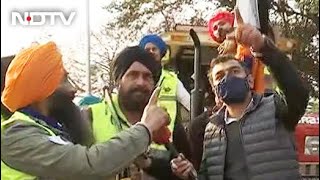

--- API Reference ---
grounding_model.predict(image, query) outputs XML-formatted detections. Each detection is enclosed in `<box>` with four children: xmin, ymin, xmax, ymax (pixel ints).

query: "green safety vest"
<box><xmin>90</xmin><ymin>90</ymin><xmax>176</xmax><ymax>150</ymax></box>
<box><xmin>159</xmin><ymin>69</ymin><xmax>178</xmax><ymax>126</ymax></box>
<box><xmin>1</xmin><ymin>112</ymin><xmax>11</xmax><ymax>123</ymax></box>
<box><xmin>1</xmin><ymin>114</ymin><xmax>5</xmax><ymax>123</ymax></box>
<box><xmin>1</xmin><ymin>112</ymin><xmax>56</xmax><ymax>180</ymax></box>
<box><xmin>90</xmin><ymin>95</ymin><xmax>129</xmax><ymax>143</ymax></box>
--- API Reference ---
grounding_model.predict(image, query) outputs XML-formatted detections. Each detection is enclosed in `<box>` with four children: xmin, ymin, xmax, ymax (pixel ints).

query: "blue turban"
<box><xmin>78</xmin><ymin>95</ymin><xmax>102</xmax><ymax>106</ymax></box>
<box><xmin>139</xmin><ymin>34</ymin><xmax>167</xmax><ymax>57</ymax></box>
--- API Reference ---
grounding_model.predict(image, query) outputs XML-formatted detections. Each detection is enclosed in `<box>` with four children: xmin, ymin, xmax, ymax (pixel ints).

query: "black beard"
<box><xmin>47</xmin><ymin>91</ymin><xmax>93</xmax><ymax>146</ymax></box>
<box><xmin>118</xmin><ymin>86</ymin><xmax>150</xmax><ymax>113</ymax></box>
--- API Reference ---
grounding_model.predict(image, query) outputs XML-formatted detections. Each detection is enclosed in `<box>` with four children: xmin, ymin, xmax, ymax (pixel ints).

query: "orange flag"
<box><xmin>234</xmin><ymin>8</ymin><xmax>265</xmax><ymax>94</ymax></box>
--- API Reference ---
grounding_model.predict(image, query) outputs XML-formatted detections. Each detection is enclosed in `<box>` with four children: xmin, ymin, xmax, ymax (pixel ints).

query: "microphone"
<box><xmin>164</xmin><ymin>143</ymin><xmax>179</xmax><ymax>158</ymax></box>
<box><xmin>154</xmin><ymin>127</ymin><xmax>197</xmax><ymax>180</ymax></box>
<box><xmin>164</xmin><ymin>141</ymin><xmax>198</xmax><ymax>180</ymax></box>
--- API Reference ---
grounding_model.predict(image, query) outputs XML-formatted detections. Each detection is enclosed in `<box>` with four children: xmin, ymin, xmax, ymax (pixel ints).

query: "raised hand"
<box><xmin>140</xmin><ymin>87</ymin><xmax>170</xmax><ymax>135</ymax></box>
<box><xmin>234</xmin><ymin>7</ymin><xmax>265</xmax><ymax>51</ymax></box>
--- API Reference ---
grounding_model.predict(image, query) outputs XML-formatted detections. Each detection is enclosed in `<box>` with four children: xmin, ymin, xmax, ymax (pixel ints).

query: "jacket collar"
<box><xmin>19</xmin><ymin>106</ymin><xmax>64</xmax><ymax>131</ymax></box>
<box><xmin>210</xmin><ymin>93</ymin><xmax>263</xmax><ymax>126</ymax></box>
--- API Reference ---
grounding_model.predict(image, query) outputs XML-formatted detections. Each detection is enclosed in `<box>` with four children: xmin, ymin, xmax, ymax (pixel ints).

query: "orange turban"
<box><xmin>1</xmin><ymin>42</ymin><xmax>65</xmax><ymax>112</ymax></box>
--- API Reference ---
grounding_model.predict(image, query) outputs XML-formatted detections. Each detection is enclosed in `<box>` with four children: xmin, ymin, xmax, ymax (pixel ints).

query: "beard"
<box><xmin>118</xmin><ymin>86</ymin><xmax>151</xmax><ymax>113</ymax></box>
<box><xmin>150</xmin><ymin>53</ymin><xmax>161</xmax><ymax>62</ymax></box>
<box><xmin>47</xmin><ymin>90</ymin><xmax>93</xmax><ymax>146</ymax></box>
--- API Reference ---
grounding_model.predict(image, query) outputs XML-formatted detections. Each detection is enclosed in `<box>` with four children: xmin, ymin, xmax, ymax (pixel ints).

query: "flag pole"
<box><xmin>86</xmin><ymin>0</ymin><xmax>91</xmax><ymax>95</ymax></box>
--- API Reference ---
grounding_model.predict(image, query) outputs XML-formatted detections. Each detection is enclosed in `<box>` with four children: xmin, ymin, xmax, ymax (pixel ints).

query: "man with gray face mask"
<box><xmin>170</xmin><ymin>22</ymin><xmax>309</xmax><ymax>180</ymax></box>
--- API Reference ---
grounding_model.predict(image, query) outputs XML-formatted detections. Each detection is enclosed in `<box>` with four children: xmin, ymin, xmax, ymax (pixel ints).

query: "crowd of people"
<box><xmin>1</xmin><ymin>8</ymin><xmax>309</xmax><ymax>180</ymax></box>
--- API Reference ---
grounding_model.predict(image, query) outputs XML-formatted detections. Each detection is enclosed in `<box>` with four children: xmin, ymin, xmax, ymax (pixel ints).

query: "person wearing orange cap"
<box><xmin>1</xmin><ymin>42</ymin><xmax>170</xmax><ymax>180</ymax></box>
<box><xmin>1</xmin><ymin>46</ymin><xmax>91</xmax><ymax>146</ymax></box>
<box><xmin>208</xmin><ymin>8</ymin><xmax>266</xmax><ymax>94</ymax></box>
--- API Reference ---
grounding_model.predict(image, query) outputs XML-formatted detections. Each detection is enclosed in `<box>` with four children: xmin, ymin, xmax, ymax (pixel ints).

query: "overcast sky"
<box><xmin>1</xmin><ymin>0</ymin><xmax>109</xmax><ymax>57</ymax></box>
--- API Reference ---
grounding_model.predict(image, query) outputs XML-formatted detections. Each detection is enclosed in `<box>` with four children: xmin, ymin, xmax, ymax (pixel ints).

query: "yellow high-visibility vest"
<box><xmin>1</xmin><ymin>112</ymin><xmax>56</xmax><ymax>180</ymax></box>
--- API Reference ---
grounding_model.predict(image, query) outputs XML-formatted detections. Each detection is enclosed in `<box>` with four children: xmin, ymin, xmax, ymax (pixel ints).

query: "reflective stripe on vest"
<box><xmin>1</xmin><ymin>112</ymin><xmax>56</xmax><ymax>180</ymax></box>
<box><xmin>159</xmin><ymin>69</ymin><xmax>177</xmax><ymax>124</ymax></box>
<box><xmin>151</xmin><ymin>69</ymin><xmax>177</xmax><ymax>149</ymax></box>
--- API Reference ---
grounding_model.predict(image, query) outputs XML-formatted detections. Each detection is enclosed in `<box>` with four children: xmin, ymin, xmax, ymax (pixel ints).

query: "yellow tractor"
<box><xmin>161</xmin><ymin>25</ymin><xmax>220</xmax><ymax>120</ymax></box>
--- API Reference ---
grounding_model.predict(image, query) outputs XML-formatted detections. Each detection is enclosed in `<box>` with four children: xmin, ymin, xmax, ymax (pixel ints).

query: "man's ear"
<box><xmin>212</xmin><ymin>84</ymin><xmax>219</xmax><ymax>97</ymax></box>
<box><xmin>247</xmin><ymin>74</ymin><xmax>254</xmax><ymax>89</ymax></box>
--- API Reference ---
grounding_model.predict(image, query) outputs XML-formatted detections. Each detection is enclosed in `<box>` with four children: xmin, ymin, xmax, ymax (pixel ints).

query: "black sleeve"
<box><xmin>188</xmin><ymin>112</ymin><xmax>210</xmax><ymax>171</ymax></box>
<box><xmin>259</xmin><ymin>37</ymin><xmax>310</xmax><ymax>131</ymax></box>
<box><xmin>172</xmin><ymin>118</ymin><xmax>192</xmax><ymax>160</ymax></box>
<box><xmin>143</xmin><ymin>150</ymin><xmax>175</xmax><ymax>179</ymax></box>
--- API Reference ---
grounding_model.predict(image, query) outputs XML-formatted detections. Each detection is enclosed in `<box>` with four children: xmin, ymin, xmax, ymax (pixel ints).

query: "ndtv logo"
<box><xmin>11</xmin><ymin>11</ymin><xmax>76</xmax><ymax>26</ymax></box>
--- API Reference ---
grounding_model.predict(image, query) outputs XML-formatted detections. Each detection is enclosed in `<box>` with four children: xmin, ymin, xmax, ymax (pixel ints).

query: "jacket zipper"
<box><xmin>239</xmin><ymin>116</ymin><xmax>251</xmax><ymax>180</ymax></box>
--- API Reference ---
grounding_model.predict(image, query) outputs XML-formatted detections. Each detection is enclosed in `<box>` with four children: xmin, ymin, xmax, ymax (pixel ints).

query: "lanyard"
<box><xmin>104</xmin><ymin>90</ymin><xmax>124</xmax><ymax>132</ymax></box>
